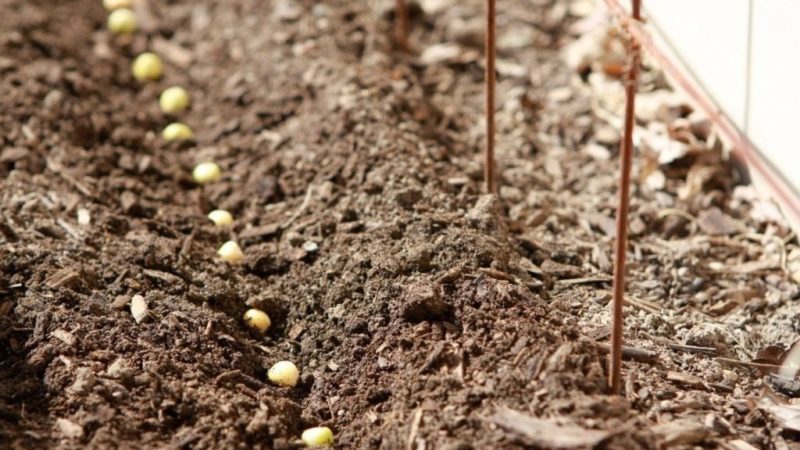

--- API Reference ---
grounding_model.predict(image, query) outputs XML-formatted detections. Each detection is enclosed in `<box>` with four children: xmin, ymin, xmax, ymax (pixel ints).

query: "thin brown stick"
<box><xmin>666</xmin><ymin>342</ymin><xmax>717</xmax><ymax>355</ymax></box>
<box><xmin>484</xmin><ymin>0</ymin><xmax>496</xmax><ymax>193</ymax></box>
<box><xmin>609</xmin><ymin>0</ymin><xmax>641</xmax><ymax>395</ymax></box>
<box><xmin>594</xmin><ymin>342</ymin><xmax>658</xmax><ymax>364</ymax></box>
<box><xmin>395</xmin><ymin>0</ymin><xmax>409</xmax><ymax>51</ymax></box>
<box><xmin>716</xmin><ymin>357</ymin><xmax>781</xmax><ymax>371</ymax></box>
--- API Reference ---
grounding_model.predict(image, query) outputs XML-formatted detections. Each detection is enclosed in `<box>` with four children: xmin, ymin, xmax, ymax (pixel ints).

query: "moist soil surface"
<box><xmin>2</xmin><ymin>0</ymin><xmax>800</xmax><ymax>449</ymax></box>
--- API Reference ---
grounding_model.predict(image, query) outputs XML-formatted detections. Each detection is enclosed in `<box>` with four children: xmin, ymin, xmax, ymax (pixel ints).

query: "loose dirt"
<box><xmin>2</xmin><ymin>0</ymin><xmax>799</xmax><ymax>449</ymax></box>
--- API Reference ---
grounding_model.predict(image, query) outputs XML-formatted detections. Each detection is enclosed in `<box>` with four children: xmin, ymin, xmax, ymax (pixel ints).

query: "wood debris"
<box><xmin>666</xmin><ymin>371</ymin><xmax>706</xmax><ymax>390</ymax></box>
<box><xmin>51</xmin><ymin>329</ymin><xmax>76</xmax><ymax>346</ymax></box>
<box><xmin>651</xmin><ymin>419</ymin><xmax>707</xmax><ymax>447</ymax></box>
<box><xmin>45</xmin><ymin>268</ymin><xmax>81</xmax><ymax>289</ymax></box>
<box><xmin>758</xmin><ymin>396</ymin><xmax>800</xmax><ymax>433</ymax></box>
<box><xmin>491</xmin><ymin>407</ymin><xmax>612</xmax><ymax>449</ymax></box>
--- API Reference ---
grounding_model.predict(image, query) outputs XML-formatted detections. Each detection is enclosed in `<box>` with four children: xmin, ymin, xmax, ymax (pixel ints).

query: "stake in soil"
<box><xmin>609</xmin><ymin>0</ymin><xmax>642</xmax><ymax>395</ymax></box>
<box><xmin>485</xmin><ymin>0</ymin><xmax>497</xmax><ymax>193</ymax></box>
<box><xmin>395</xmin><ymin>0</ymin><xmax>409</xmax><ymax>50</ymax></box>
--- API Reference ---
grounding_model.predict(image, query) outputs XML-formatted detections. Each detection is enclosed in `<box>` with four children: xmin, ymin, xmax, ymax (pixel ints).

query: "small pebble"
<box><xmin>77</xmin><ymin>208</ymin><xmax>91</xmax><ymax>225</ymax></box>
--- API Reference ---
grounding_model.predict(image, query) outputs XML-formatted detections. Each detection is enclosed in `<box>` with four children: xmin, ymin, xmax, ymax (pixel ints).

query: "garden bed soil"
<box><xmin>2</xmin><ymin>0</ymin><xmax>799</xmax><ymax>449</ymax></box>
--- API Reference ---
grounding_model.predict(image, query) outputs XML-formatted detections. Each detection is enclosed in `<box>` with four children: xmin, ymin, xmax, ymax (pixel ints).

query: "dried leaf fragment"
<box><xmin>491</xmin><ymin>407</ymin><xmax>611</xmax><ymax>449</ymax></box>
<box><xmin>724</xmin><ymin>440</ymin><xmax>759</xmax><ymax>450</ymax></box>
<box><xmin>697</xmin><ymin>208</ymin><xmax>745</xmax><ymax>236</ymax></box>
<box><xmin>666</xmin><ymin>371</ymin><xmax>706</xmax><ymax>390</ymax></box>
<box><xmin>45</xmin><ymin>268</ymin><xmax>81</xmax><ymax>289</ymax></box>
<box><xmin>651</xmin><ymin>419</ymin><xmax>707</xmax><ymax>447</ymax></box>
<box><xmin>754</xmin><ymin>345</ymin><xmax>787</xmax><ymax>367</ymax></box>
<box><xmin>759</xmin><ymin>396</ymin><xmax>800</xmax><ymax>432</ymax></box>
<box><xmin>51</xmin><ymin>329</ymin><xmax>75</xmax><ymax>346</ymax></box>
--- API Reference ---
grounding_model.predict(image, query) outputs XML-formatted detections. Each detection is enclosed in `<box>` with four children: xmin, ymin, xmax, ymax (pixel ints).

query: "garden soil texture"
<box><xmin>2</xmin><ymin>0</ymin><xmax>799</xmax><ymax>449</ymax></box>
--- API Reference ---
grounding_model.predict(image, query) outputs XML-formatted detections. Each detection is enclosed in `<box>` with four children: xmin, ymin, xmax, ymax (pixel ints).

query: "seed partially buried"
<box><xmin>162</xmin><ymin>122</ymin><xmax>193</xmax><ymax>141</ymax></box>
<box><xmin>268</xmin><ymin>361</ymin><xmax>300</xmax><ymax>387</ymax></box>
<box><xmin>132</xmin><ymin>52</ymin><xmax>163</xmax><ymax>81</ymax></box>
<box><xmin>207</xmin><ymin>209</ymin><xmax>234</xmax><ymax>227</ymax></box>
<box><xmin>159</xmin><ymin>86</ymin><xmax>190</xmax><ymax>115</ymax></box>
<box><xmin>217</xmin><ymin>240</ymin><xmax>244</xmax><ymax>263</ymax></box>
<box><xmin>107</xmin><ymin>8</ymin><xmax>137</xmax><ymax>34</ymax></box>
<box><xmin>301</xmin><ymin>427</ymin><xmax>334</xmax><ymax>448</ymax></box>
<box><xmin>192</xmin><ymin>162</ymin><xmax>222</xmax><ymax>184</ymax></box>
<box><xmin>243</xmin><ymin>308</ymin><xmax>270</xmax><ymax>333</ymax></box>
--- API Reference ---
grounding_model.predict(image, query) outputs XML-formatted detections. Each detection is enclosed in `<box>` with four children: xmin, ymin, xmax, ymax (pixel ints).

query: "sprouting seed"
<box><xmin>301</xmin><ymin>427</ymin><xmax>334</xmax><ymax>448</ymax></box>
<box><xmin>107</xmin><ymin>8</ymin><xmax>137</xmax><ymax>35</ymax></box>
<box><xmin>207</xmin><ymin>209</ymin><xmax>234</xmax><ymax>227</ymax></box>
<box><xmin>159</xmin><ymin>86</ymin><xmax>191</xmax><ymax>115</ymax></box>
<box><xmin>243</xmin><ymin>308</ymin><xmax>271</xmax><ymax>333</ymax></box>
<box><xmin>103</xmin><ymin>0</ymin><xmax>132</xmax><ymax>11</ymax></box>
<box><xmin>162</xmin><ymin>122</ymin><xmax>194</xmax><ymax>141</ymax></box>
<box><xmin>268</xmin><ymin>361</ymin><xmax>300</xmax><ymax>387</ymax></box>
<box><xmin>217</xmin><ymin>240</ymin><xmax>244</xmax><ymax>263</ymax></box>
<box><xmin>132</xmin><ymin>52</ymin><xmax>163</xmax><ymax>81</ymax></box>
<box><xmin>192</xmin><ymin>162</ymin><xmax>222</xmax><ymax>184</ymax></box>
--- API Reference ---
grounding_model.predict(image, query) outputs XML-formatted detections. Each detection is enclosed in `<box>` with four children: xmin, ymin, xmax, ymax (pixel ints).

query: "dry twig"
<box><xmin>595</xmin><ymin>342</ymin><xmax>658</xmax><ymax>364</ymax></box>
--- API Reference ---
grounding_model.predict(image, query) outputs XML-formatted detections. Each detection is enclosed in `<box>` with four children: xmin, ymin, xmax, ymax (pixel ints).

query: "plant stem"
<box><xmin>609</xmin><ymin>0</ymin><xmax>641</xmax><ymax>396</ymax></box>
<box><xmin>485</xmin><ymin>0</ymin><xmax>496</xmax><ymax>193</ymax></box>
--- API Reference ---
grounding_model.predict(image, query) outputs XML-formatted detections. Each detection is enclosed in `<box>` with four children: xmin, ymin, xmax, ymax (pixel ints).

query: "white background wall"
<box><xmin>644</xmin><ymin>0</ymin><xmax>800</xmax><ymax>223</ymax></box>
<box><xmin>646</xmin><ymin>0</ymin><xmax>750</xmax><ymax>128</ymax></box>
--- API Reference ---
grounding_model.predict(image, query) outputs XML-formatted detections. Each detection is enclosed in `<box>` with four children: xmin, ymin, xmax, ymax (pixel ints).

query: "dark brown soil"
<box><xmin>2</xmin><ymin>0</ymin><xmax>798</xmax><ymax>449</ymax></box>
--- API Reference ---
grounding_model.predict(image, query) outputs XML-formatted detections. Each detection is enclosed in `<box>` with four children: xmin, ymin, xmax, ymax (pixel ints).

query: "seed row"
<box><xmin>102</xmin><ymin>1</ymin><xmax>332</xmax><ymax>445</ymax></box>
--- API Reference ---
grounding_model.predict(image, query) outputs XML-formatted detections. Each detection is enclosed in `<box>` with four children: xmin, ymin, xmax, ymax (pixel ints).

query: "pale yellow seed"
<box><xmin>103</xmin><ymin>0</ymin><xmax>132</xmax><ymax>11</ymax></box>
<box><xmin>132</xmin><ymin>52</ymin><xmax>163</xmax><ymax>81</ymax></box>
<box><xmin>268</xmin><ymin>361</ymin><xmax>300</xmax><ymax>387</ymax></box>
<box><xmin>130</xmin><ymin>294</ymin><xmax>148</xmax><ymax>323</ymax></box>
<box><xmin>207</xmin><ymin>209</ymin><xmax>234</xmax><ymax>227</ymax></box>
<box><xmin>243</xmin><ymin>308</ymin><xmax>271</xmax><ymax>333</ymax></box>
<box><xmin>217</xmin><ymin>240</ymin><xmax>244</xmax><ymax>263</ymax></box>
<box><xmin>162</xmin><ymin>122</ymin><xmax>194</xmax><ymax>141</ymax></box>
<box><xmin>192</xmin><ymin>162</ymin><xmax>222</xmax><ymax>184</ymax></box>
<box><xmin>159</xmin><ymin>86</ymin><xmax>191</xmax><ymax>115</ymax></box>
<box><xmin>301</xmin><ymin>427</ymin><xmax>334</xmax><ymax>448</ymax></box>
<box><xmin>107</xmin><ymin>8</ymin><xmax>137</xmax><ymax>35</ymax></box>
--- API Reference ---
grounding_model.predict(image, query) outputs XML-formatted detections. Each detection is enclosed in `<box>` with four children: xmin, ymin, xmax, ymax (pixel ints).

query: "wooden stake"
<box><xmin>484</xmin><ymin>0</ymin><xmax>497</xmax><ymax>193</ymax></box>
<box><xmin>395</xmin><ymin>0</ymin><xmax>409</xmax><ymax>51</ymax></box>
<box><xmin>609</xmin><ymin>0</ymin><xmax>641</xmax><ymax>395</ymax></box>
